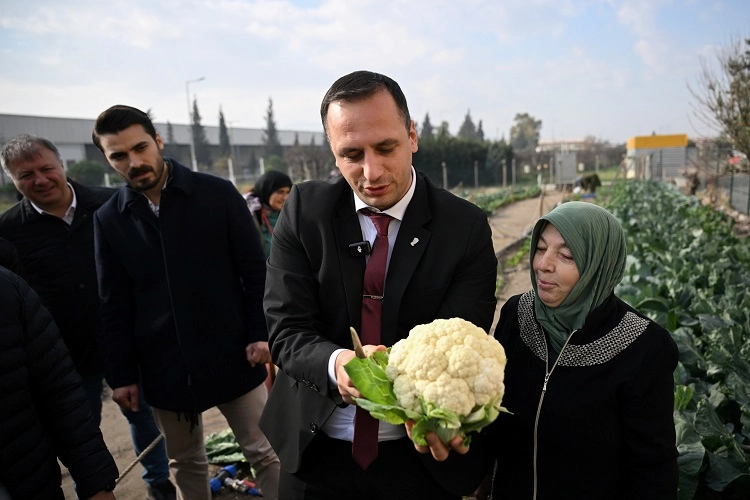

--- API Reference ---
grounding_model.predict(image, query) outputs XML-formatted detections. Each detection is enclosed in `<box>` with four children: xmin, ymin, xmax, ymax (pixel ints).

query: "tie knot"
<box><xmin>361</xmin><ymin>210</ymin><xmax>393</xmax><ymax>237</ymax></box>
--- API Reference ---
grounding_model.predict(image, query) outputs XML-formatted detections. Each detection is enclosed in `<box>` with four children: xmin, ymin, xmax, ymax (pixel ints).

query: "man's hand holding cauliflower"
<box><xmin>343</xmin><ymin>317</ymin><xmax>508</xmax><ymax>460</ymax></box>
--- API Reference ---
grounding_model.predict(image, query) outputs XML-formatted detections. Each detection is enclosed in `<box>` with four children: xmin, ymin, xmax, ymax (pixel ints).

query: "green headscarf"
<box><xmin>529</xmin><ymin>201</ymin><xmax>627</xmax><ymax>353</ymax></box>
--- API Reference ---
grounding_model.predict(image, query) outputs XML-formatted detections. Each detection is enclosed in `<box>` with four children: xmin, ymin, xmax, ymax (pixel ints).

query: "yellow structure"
<box><xmin>626</xmin><ymin>134</ymin><xmax>688</xmax><ymax>150</ymax></box>
<box><xmin>625</xmin><ymin>133</ymin><xmax>693</xmax><ymax>180</ymax></box>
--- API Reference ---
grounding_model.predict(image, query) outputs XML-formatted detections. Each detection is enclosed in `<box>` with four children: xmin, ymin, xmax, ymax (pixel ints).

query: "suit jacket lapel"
<box><xmin>332</xmin><ymin>187</ymin><xmax>367</xmax><ymax>337</ymax></box>
<box><xmin>381</xmin><ymin>174</ymin><xmax>431</xmax><ymax>346</ymax></box>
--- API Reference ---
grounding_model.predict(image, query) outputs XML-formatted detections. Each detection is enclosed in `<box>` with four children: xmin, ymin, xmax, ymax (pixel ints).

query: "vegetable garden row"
<box><xmin>466</xmin><ymin>185</ymin><xmax>541</xmax><ymax>215</ymax></box>
<box><xmin>605</xmin><ymin>181</ymin><xmax>750</xmax><ymax>499</ymax></box>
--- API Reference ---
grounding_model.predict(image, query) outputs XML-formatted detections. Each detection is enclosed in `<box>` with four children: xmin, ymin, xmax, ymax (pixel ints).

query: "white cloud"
<box><xmin>0</xmin><ymin>0</ymin><xmax>747</xmax><ymax>142</ymax></box>
<box><xmin>0</xmin><ymin>3</ymin><xmax>181</xmax><ymax>50</ymax></box>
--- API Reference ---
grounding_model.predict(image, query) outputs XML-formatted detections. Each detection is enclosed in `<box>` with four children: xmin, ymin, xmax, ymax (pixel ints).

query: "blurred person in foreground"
<box><xmin>449</xmin><ymin>201</ymin><xmax>678</xmax><ymax>499</ymax></box>
<box><xmin>259</xmin><ymin>70</ymin><xmax>498</xmax><ymax>499</ymax></box>
<box><xmin>0</xmin><ymin>266</ymin><xmax>118</xmax><ymax>499</ymax></box>
<box><xmin>91</xmin><ymin>105</ymin><xmax>279</xmax><ymax>500</ymax></box>
<box><xmin>245</xmin><ymin>170</ymin><xmax>293</xmax><ymax>257</ymax></box>
<box><xmin>0</xmin><ymin>134</ymin><xmax>175</xmax><ymax>500</ymax></box>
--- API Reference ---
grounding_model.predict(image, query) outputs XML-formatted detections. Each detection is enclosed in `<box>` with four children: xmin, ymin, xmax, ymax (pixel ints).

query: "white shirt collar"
<box><xmin>353</xmin><ymin>166</ymin><xmax>416</xmax><ymax>220</ymax></box>
<box><xmin>29</xmin><ymin>182</ymin><xmax>77</xmax><ymax>225</ymax></box>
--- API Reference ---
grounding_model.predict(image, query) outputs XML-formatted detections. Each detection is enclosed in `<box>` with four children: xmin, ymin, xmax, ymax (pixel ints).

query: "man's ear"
<box><xmin>409</xmin><ymin>120</ymin><xmax>419</xmax><ymax>153</ymax></box>
<box><xmin>155</xmin><ymin>132</ymin><xmax>165</xmax><ymax>151</ymax></box>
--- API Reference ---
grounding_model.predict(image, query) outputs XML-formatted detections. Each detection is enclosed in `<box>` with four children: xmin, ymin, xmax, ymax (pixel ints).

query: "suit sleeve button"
<box><xmin>309</xmin><ymin>423</ymin><xmax>318</xmax><ymax>433</ymax></box>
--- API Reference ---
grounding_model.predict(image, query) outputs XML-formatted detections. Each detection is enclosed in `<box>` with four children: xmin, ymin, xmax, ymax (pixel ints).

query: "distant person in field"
<box><xmin>91</xmin><ymin>105</ymin><xmax>280</xmax><ymax>500</ymax></box>
<box><xmin>245</xmin><ymin>170</ymin><xmax>293</xmax><ymax>257</ymax></box>
<box><xmin>0</xmin><ymin>134</ymin><xmax>175</xmax><ymax>500</ymax></box>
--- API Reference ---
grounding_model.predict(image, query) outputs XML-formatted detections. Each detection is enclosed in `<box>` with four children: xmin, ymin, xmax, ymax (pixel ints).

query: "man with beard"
<box><xmin>91</xmin><ymin>105</ymin><xmax>280</xmax><ymax>500</ymax></box>
<box><xmin>0</xmin><ymin>134</ymin><xmax>175</xmax><ymax>500</ymax></box>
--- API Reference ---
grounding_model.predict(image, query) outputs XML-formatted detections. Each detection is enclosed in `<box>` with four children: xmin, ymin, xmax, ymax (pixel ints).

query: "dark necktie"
<box><xmin>352</xmin><ymin>209</ymin><xmax>393</xmax><ymax>469</ymax></box>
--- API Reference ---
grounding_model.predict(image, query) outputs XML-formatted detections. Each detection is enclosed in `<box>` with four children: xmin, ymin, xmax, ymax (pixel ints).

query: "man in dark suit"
<box><xmin>259</xmin><ymin>70</ymin><xmax>498</xmax><ymax>499</ymax></box>
<box><xmin>0</xmin><ymin>134</ymin><xmax>175</xmax><ymax>500</ymax></box>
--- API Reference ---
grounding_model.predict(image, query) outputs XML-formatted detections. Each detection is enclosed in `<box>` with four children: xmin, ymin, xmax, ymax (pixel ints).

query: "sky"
<box><xmin>0</xmin><ymin>0</ymin><xmax>748</xmax><ymax>144</ymax></box>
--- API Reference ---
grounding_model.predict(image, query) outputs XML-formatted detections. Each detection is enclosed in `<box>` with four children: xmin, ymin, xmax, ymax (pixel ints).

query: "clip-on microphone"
<box><xmin>348</xmin><ymin>241</ymin><xmax>371</xmax><ymax>257</ymax></box>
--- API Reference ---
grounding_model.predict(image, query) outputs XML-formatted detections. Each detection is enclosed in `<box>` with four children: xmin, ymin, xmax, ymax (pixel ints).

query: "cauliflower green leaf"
<box><xmin>353</xmin><ymin>397</ymin><xmax>421</xmax><ymax>425</ymax></box>
<box><xmin>344</xmin><ymin>350</ymin><xmax>396</xmax><ymax>406</ymax></box>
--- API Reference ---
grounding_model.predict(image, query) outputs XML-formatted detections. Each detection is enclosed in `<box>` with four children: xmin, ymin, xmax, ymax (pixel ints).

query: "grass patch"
<box><xmin>506</xmin><ymin>238</ymin><xmax>531</xmax><ymax>267</ymax></box>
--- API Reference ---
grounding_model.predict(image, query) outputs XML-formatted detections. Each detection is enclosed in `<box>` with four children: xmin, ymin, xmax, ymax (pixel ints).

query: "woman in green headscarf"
<box><xmin>482</xmin><ymin>201</ymin><xmax>678</xmax><ymax>499</ymax></box>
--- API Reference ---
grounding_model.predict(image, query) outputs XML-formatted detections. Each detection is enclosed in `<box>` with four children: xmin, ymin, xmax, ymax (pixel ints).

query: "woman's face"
<box><xmin>533</xmin><ymin>223</ymin><xmax>580</xmax><ymax>308</ymax></box>
<box><xmin>268</xmin><ymin>187</ymin><xmax>291</xmax><ymax>212</ymax></box>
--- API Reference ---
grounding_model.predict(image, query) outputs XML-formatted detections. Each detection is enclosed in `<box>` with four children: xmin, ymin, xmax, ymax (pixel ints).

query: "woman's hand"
<box><xmin>405</xmin><ymin>420</ymin><xmax>469</xmax><ymax>461</ymax></box>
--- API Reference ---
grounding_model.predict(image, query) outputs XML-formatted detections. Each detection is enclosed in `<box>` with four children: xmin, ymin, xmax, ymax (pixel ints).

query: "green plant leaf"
<box><xmin>352</xmin><ymin>397</ymin><xmax>419</xmax><ymax>425</ymax></box>
<box><xmin>704</xmin><ymin>452</ymin><xmax>750</xmax><ymax>492</ymax></box>
<box><xmin>674</xmin><ymin>385</ymin><xmax>694</xmax><ymax>411</ymax></box>
<box><xmin>635</xmin><ymin>296</ymin><xmax>671</xmax><ymax>312</ymax></box>
<box><xmin>344</xmin><ymin>354</ymin><xmax>397</xmax><ymax>406</ymax></box>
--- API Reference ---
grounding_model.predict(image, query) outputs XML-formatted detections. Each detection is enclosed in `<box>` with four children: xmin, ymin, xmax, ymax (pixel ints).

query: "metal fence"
<box><xmin>718</xmin><ymin>172</ymin><xmax>750</xmax><ymax>215</ymax></box>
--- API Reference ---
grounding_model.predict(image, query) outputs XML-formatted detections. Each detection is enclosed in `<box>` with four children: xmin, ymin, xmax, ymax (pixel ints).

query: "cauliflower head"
<box><xmin>386</xmin><ymin>317</ymin><xmax>507</xmax><ymax>417</ymax></box>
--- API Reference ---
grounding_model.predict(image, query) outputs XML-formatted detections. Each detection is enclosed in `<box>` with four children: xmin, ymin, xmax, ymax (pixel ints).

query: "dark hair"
<box><xmin>320</xmin><ymin>70</ymin><xmax>411</xmax><ymax>135</ymax></box>
<box><xmin>92</xmin><ymin>105</ymin><xmax>157</xmax><ymax>152</ymax></box>
<box><xmin>1</xmin><ymin>134</ymin><xmax>63</xmax><ymax>177</ymax></box>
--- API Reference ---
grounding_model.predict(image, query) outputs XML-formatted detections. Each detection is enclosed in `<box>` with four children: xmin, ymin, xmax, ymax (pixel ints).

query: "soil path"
<box><xmin>61</xmin><ymin>188</ymin><xmax>564</xmax><ymax>499</ymax></box>
<box><xmin>489</xmin><ymin>189</ymin><xmax>565</xmax><ymax>327</ymax></box>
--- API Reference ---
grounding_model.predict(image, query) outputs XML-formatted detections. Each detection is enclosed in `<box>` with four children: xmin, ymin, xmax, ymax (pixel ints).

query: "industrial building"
<box><xmin>0</xmin><ymin>113</ymin><xmax>327</xmax><ymax>186</ymax></box>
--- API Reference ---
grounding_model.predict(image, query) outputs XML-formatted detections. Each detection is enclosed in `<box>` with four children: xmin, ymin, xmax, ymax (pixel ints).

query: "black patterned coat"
<box><xmin>486</xmin><ymin>291</ymin><xmax>678</xmax><ymax>499</ymax></box>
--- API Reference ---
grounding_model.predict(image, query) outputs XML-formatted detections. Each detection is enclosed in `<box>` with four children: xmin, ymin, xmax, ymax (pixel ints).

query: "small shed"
<box><xmin>554</xmin><ymin>151</ymin><xmax>578</xmax><ymax>187</ymax></box>
<box><xmin>625</xmin><ymin>134</ymin><xmax>695</xmax><ymax>180</ymax></box>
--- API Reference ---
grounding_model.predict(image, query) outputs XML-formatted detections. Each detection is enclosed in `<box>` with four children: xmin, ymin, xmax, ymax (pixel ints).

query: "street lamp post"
<box><xmin>185</xmin><ymin>77</ymin><xmax>205</xmax><ymax>172</ymax></box>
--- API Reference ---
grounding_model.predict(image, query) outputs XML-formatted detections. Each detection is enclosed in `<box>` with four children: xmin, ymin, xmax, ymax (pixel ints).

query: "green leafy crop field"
<box><xmin>606</xmin><ymin>180</ymin><xmax>750</xmax><ymax>499</ymax></box>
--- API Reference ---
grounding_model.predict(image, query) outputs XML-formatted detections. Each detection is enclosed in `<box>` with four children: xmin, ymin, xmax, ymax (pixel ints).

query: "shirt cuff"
<box><xmin>328</xmin><ymin>348</ymin><xmax>347</xmax><ymax>386</ymax></box>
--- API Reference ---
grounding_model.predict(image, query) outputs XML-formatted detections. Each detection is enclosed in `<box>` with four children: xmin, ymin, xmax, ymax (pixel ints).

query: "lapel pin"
<box><xmin>410</xmin><ymin>238</ymin><xmax>419</xmax><ymax>247</ymax></box>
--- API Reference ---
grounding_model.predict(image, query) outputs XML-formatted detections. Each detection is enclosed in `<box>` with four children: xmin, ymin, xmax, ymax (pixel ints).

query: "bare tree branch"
<box><xmin>688</xmin><ymin>36</ymin><xmax>750</xmax><ymax>163</ymax></box>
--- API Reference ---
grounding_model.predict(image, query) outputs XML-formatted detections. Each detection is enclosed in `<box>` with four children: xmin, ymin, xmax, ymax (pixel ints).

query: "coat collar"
<box><xmin>519</xmin><ymin>291</ymin><xmax>648</xmax><ymax>365</ymax></box>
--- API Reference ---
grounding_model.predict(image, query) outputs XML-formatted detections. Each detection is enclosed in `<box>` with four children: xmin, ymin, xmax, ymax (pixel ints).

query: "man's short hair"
<box><xmin>92</xmin><ymin>105</ymin><xmax>157</xmax><ymax>152</ymax></box>
<box><xmin>1</xmin><ymin>134</ymin><xmax>62</xmax><ymax>177</ymax></box>
<box><xmin>320</xmin><ymin>70</ymin><xmax>411</xmax><ymax>136</ymax></box>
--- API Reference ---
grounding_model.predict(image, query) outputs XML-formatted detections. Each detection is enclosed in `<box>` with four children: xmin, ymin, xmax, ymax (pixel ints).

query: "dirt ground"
<box><xmin>61</xmin><ymin>189</ymin><xmax>564</xmax><ymax>499</ymax></box>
